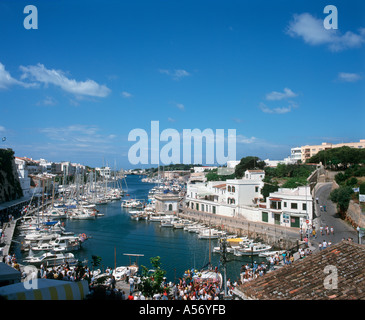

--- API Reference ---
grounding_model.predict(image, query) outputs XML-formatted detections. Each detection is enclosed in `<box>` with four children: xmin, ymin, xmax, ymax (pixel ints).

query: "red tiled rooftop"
<box><xmin>236</xmin><ymin>241</ymin><xmax>365</xmax><ymax>300</ymax></box>
<box><xmin>213</xmin><ymin>184</ymin><xmax>226</xmax><ymax>189</ymax></box>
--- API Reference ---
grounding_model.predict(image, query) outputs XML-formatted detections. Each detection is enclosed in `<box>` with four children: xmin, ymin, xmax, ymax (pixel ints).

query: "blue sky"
<box><xmin>0</xmin><ymin>0</ymin><xmax>364</xmax><ymax>169</ymax></box>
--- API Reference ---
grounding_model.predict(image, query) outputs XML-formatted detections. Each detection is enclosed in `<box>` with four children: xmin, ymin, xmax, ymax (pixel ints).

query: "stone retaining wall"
<box><xmin>178</xmin><ymin>209</ymin><xmax>302</xmax><ymax>250</ymax></box>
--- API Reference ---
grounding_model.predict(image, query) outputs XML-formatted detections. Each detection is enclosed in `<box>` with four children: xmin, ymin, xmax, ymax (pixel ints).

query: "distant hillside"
<box><xmin>0</xmin><ymin>148</ymin><xmax>23</xmax><ymax>204</ymax></box>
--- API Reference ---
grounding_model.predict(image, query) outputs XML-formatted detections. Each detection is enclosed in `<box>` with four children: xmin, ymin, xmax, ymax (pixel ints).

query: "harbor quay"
<box><xmin>178</xmin><ymin>209</ymin><xmax>304</xmax><ymax>251</ymax></box>
<box><xmin>0</xmin><ymin>199</ymin><xmax>54</xmax><ymax>257</ymax></box>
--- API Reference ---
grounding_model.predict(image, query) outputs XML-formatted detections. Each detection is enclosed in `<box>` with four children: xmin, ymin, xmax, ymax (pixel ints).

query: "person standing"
<box><xmin>129</xmin><ymin>276</ymin><xmax>135</xmax><ymax>294</ymax></box>
<box><xmin>125</xmin><ymin>267</ymin><xmax>131</xmax><ymax>283</ymax></box>
<box><xmin>40</xmin><ymin>263</ymin><xmax>45</xmax><ymax>278</ymax></box>
<box><xmin>322</xmin><ymin>240</ymin><xmax>327</xmax><ymax>250</ymax></box>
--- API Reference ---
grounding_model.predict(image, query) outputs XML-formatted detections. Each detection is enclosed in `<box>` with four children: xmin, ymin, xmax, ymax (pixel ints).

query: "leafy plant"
<box><xmin>139</xmin><ymin>256</ymin><xmax>167</xmax><ymax>298</ymax></box>
<box><xmin>329</xmin><ymin>186</ymin><xmax>354</xmax><ymax>219</ymax></box>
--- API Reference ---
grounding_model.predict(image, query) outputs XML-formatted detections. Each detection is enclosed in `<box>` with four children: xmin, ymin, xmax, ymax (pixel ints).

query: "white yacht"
<box><xmin>23</xmin><ymin>251</ymin><xmax>78</xmax><ymax>267</ymax></box>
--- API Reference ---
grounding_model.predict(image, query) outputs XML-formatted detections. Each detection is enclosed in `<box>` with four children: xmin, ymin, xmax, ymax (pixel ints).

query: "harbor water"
<box><xmin>14</xmin><ymin>175</ymin><xmax>265</xmax><ymax>283</ymax></box>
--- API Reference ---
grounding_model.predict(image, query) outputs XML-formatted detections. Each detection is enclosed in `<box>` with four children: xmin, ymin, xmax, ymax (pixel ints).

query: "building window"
<box><xmin>227</xmin><ymin>186</ymin><xmax>231</xmax><ymax>192</ymax></box>
<box><xmin>201</xmin><ymin>204</ymin><xmax>204</xmax><ymax>212</ymax></box>
<box><xmin>168</xmin><ymin>204</ymin><xmax>173</xmax><ymax>211</ymax></box>
<box><xmin>196</xmin><ymin>203</ymin><xmax>199</xmax><ymax>211</ymax></box>
<box><xmin>302</xmin><ymin>203</ymin><xmax>307</xmax><ymax>211</ymax></box>
<box><xmin>212</xmin><ymin>206</ymin><xmax>216</xmax><ymax>214</ymax></box>
<box><xmin>291</xmin><ymin>203</ymin><xmax>298</xmax><ymax>209</ymax></box>
<box><xmin>270</xmin><ymin>201</ymin><xmax>281</xmax><ymax>210</ymax></box>
<box><xmin>232</xmin><ymin>186</ymin><xmax>235</xmax><ymax>193</ymax></box>
<box><xmin>191</xmin><ymin>202</ymin><xmax>194</xmax><ymax>209</ymax></box>
<box><xmin>255</xmin><ymin>186</ymin><xmax>259</xmax><ymax>192</ymax></box>
<box><xmin>284</xmin><ymin>202</ymin><xmax>287</xmax><ymax>207</ymax></box>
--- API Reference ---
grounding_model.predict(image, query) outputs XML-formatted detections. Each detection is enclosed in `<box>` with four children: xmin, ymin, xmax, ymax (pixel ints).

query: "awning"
<box><xmin>227</xmin><ymin>238</ymin><xmax>244</xmax><ymax>243</ymax></box>
<box><xmin>0</xmin><ymin>279</ymin><xmax>89</xmax><ymax>300</ymax></box>
<box><xmin>269</xmin><ymin>198</ymin><xmax>282</xmax><ymax>201</ymax></box>
<box><xmin>288</xmin><ymin>212</ymin><xmax>307</xmax><ymax>217</ymax></box>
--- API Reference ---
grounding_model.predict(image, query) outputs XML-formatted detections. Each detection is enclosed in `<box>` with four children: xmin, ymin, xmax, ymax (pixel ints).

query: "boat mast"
<box><xmin>209</xmin><ymin>219</ymin><xmax>211</xmax><ymax>268</ymax></box>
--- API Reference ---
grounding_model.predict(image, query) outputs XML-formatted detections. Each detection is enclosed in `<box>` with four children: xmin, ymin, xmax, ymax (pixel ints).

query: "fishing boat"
<box><xmin>197</xmin><ymin>228</ymin><xmax>220</xmax><ymax>239</ymax></box>
<box><xmin>160</xmin><ymin>216</ymin><xmax>179</xmax><ymax>227</ymax></box>
<box><xmin>130</xmin><ymin>211</ymin><xmax>148</xmax><ymax>221</ymax></box>
<box><xmin>68</xmin><ymin>208</ymin><xmax>96</xmax><ymax>220</ymax></box>
<box><xmin>112</xmin><ymin>264</ymin><xmax>139</xmax><ymax>281</ymax></box>
<box><xmin>149</xmin><ymin>212</ymin><xmax>169</xmax><ymax>222</ymax></box>
<box><xmin>121</xmin><ymin>199</ymin><xmax>144</xmax><ymax>209</ymax></box>
<box><xmin>258</xmin><ymin>250</ymin><xmax>286</xmax><ymax>258</ymax></box>
<box><xmin>234</xmin><ymin>243</ymin><xmax>272</xmax><ymax>256</ymax></box>
<box><xmin>172</xmin><ymin>219</ymin><xmax>191</xmax><ymax>229</ymax></box>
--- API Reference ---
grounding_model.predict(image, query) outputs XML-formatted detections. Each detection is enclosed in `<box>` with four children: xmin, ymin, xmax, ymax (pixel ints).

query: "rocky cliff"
<box><xmin>0</xmin><ymin>148</ymin><xmax>23</xmax><ymax>204</ymax></box>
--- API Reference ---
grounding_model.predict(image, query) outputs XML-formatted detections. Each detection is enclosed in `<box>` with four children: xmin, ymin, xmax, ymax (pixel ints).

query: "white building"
<box><xmin>193</xmin><ymin>166</ymin><xmax>218</xmax><ymax>173</ymax></box>
<box><xmin>39</xmin><ymin>158</ymin><xmax>52</xmax><ymax>173</ymax></box>
<box><xmin>96</xmin><ymin>166</ymin><xmax>111</xmax><ymax>179</ymax></box>
<box><xmin>290</xmin><ymin>147</ymin><xmax>302</xmax><ymax>163</ymax></box>
<box><xmin>14</xmin><ymin>157</ymin><xmax>32</xmax><ymax>197</ymax></box>
<box><xmin>186</xmin><ymin>169</ymin><xmax>313</xmax><ymax>229</ymax></box>
<box><xmin>226</xmin><ymin>160</ymin><xmax>240</xmax><ymax>169</ymax></box>
<box><xmin>154</xmin><ymin>193</ymin><xmax>182</xmax><ymax>213</ymax></box>
<box><xmin>186</xmin><ymin>170</ymin><xmax>264</xmax><ymax>218</ymax></box>
<box><xmin>261</xmin><ymin>186</ymin><xmax>313</xmax><ymax>229</ymax></box>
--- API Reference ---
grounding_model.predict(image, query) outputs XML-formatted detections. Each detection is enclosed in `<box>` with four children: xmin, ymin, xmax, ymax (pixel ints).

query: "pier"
<box><xmin>0</xmin><ymin>199</ymin><xmax>52</xmax><ymax>258</ymax></box>
<box><xmin>178</xmin><ymin>208</ymin><xmax>302</xmax><ymax>250</ymax></box>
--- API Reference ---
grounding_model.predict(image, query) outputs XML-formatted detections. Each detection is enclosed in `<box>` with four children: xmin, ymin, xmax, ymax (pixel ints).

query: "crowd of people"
<box><xmin>2</xmin><ymin>253</ymin><xmax>21</xmax><ymax>272</ymax></box>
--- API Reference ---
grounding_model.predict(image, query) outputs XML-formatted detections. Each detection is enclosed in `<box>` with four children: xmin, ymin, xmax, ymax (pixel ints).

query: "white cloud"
<box><xmin>39</xmin><ymin>124</ymin><xmax>117</xmax><ymax>154</ymax></box>
<box><xmin>121</xmin><ymin>91</ymin><xmax>133</xmax><ymax>98</ymax></box>
<box><xmin>37</xmin><ymin>96</ymin><xmax>57</xmax><ymax>106</ymax></box>
<box><xmin>259</xmin><ymin>102</ymin><xmax>295</xmax><ymax>114</ymax></box>
<box><xmin>167</xmin><ymin>117</ymin><xmax>176</xmax><ymax>122</ymax></box>
<box><xmin>0</xmin><ymin>125</ymin><xmax>5</xmax><ymax>132</ymax></box>
<box><xmin>266</xmin><ymin>88</ymin><xmax>297</xmax><ymax>101</ymax></box>
<box><xmin>0</xmin><ymin>62</ymin><xmax>34</xmax><ymax>89</ymax></box>
<box><xmin>176</xmin><ymin>103</ymin><xmax>185</xmax><ymax>111</ymax></box>
<box><xmin>337</xmin><ymin>72</ymin><xmax>362</xmax><ymax>82</ymax></box>
<box><xmin>159</xmin><ymin>69</ymin><xmax>190</xmax><ymax>80</ymax></box>
<box><xmin>20</xmin><ymin>63</ymin><xmax>111</xmax><ymax>97</ymax></box>
<box><xmin>236</xmin><ymin>135</ymin><xmax>257</xmax><ymax>144</ymax></box>
<box><xmin>40</xmin><ymin>124</ymin><xmax>99</xmax><ymax>142</ymax></box>
<box><xmin>286</xmin><ymin>13</ymin><xmax>365</xmax><ymax>51</ymax></box>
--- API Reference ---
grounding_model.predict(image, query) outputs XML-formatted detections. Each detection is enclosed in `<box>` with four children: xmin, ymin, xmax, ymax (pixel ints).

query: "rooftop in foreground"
<box><xmin>235</xmin><ymin>241</ymin><xmax>365</xmax><ymax>300</ymax></box>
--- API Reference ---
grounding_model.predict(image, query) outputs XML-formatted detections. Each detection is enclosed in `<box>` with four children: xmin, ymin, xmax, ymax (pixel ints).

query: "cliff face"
<box><xmin>0</xmin><ymin>148</ymin><xmax>23</xmax><ymax>204</ymax></box>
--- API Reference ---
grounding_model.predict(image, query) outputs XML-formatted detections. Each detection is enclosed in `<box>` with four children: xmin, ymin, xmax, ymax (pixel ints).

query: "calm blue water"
<box><xmin>16</xmin><ymin>175</ymin><xmax>265</xmax><ymax>283</ymax></box>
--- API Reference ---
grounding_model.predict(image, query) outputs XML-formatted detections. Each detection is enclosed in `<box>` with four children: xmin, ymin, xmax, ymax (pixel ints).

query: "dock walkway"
<box><xmin>0</xmin><ymin>200</ymin><xmax>52</xmax><ymax>258</ymax></box>
<box><xmin>0</xmin><ymin>220</ymin><xmax>17</xmax><ymax>257</ymax></box>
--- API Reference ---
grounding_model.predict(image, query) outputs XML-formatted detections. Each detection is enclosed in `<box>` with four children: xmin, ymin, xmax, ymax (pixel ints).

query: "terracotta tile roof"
<box><xmin>213</xmin><ymin>184</ymin><xmax>226</xmax><ymax>189</ymax></box>
<box><xmin>236</xmin><ymin>241</ymin><xmax>365</xmax><ymax>300</ymax></box>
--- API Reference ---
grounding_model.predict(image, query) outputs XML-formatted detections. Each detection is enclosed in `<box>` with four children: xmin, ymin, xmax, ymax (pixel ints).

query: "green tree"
<box><xmin>91</xmin><ymin>255</ymin><xmax>102</xmax><ymax>272</ymax></box>
<box><xmin>261</xmin><ymin>183</ymin><xmax>279</xmax><ymax>200</ymax></box>
<box><xmin>234</xmin><ymin>156</ymin><xmax>265</xmax><ymax>178</ymax></box>
<box><xmin>308</xmin><ymin>146</ymin><xmax>365</xmax><ymax>170</ymax></box>
<box><xmin>329</xmin><ymin>186</ymin><xmax>354</xmax><ymax>219</ymax></box>
<box><xmin>281</xmin><ymin>177</ymin><xmax>307</xmax><ymax>188</ymax></box>
<box><xmin>139</xmin><ymin>256</ymin><xmax>167</xmax><ymax>298</ymax></box>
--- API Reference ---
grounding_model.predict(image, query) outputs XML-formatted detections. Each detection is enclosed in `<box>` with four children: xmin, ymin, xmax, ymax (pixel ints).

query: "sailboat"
<box><xmin>184</xmin><ymin>221</ymin><xmax>223</xmax><ymax>290</ymax></box>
